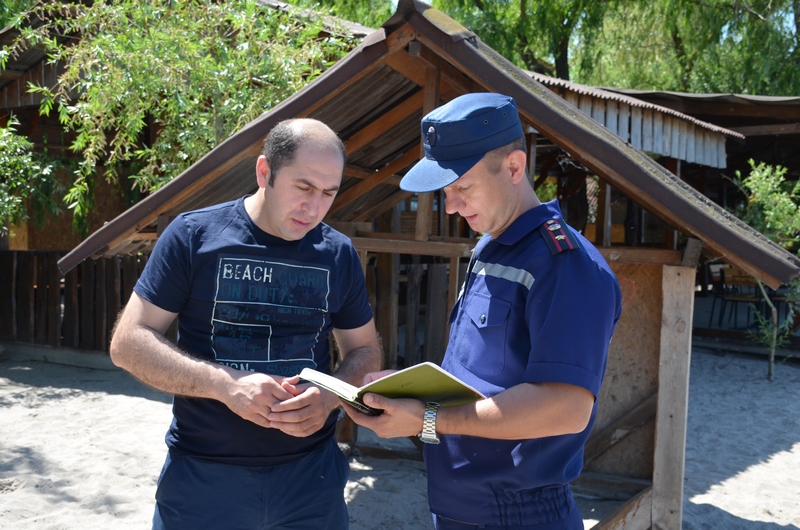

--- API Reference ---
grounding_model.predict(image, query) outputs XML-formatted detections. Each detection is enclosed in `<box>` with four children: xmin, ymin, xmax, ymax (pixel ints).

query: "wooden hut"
<box><xmin>48</xmin><ymin>1</ymin><xmax>800</xmax><ymax>528</ymax></box>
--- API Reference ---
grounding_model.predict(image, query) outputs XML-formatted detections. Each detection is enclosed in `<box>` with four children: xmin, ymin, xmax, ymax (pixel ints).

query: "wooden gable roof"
<box><xmin>56</xmin><ymin>0</ymin><xmax>800</xmax><ymax>288</ymax></box>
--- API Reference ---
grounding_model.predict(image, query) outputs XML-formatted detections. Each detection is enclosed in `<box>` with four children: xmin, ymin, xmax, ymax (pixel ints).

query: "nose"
<box><xmin>303</xmin><ymin>192</ymin><xmax>322</xmax><ymax>217</ymax></box>
<box><xmin>444</xmin><ymin>189</ymin><xmax>461</xmax><ymax>215</ymax></box>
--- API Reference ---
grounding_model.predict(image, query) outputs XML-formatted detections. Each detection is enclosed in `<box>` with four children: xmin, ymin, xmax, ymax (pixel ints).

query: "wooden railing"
<box><xmin>0</xmin><ymin>251</ymin><xmax>147</xmax><ymax>353</ymax></box>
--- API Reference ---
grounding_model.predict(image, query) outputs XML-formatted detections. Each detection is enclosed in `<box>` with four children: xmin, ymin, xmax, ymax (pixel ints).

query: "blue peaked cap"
<box><xmin>400</xmin><ymin>93</ymin><xmax>524</xmax><ymax>193</ymax></box>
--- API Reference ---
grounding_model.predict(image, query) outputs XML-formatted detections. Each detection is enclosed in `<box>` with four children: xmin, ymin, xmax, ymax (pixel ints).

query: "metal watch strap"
<box><xmin>419</xmin><ymin>402</ymin><xmax>440</xmax><ymax>444</ymax></box>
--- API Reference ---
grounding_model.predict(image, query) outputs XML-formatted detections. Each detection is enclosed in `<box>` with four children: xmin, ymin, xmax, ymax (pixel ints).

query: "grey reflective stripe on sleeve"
<box><xmin>473</xmin><ymin>260</ymin><xmax>535</xmax><ymax>290</ymax></box>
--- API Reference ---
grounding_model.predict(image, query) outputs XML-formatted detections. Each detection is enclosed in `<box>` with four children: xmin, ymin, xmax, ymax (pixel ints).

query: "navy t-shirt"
<box><xmin>134</xmin><ymin>197</ymin><xmax>373</xmax><ymax>465</ymax></box>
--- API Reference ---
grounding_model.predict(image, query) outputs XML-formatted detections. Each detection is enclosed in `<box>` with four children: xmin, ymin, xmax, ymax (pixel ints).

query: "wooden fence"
<box><xmin>0</xmin><ymin>251</ymin><xmax>147</xmax><ymax>353</ymax></box>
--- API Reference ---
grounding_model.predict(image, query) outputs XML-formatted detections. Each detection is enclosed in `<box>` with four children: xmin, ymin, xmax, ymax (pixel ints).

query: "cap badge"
<box><xmin>426</xmin><ymin>126</ymin><xmax>437</xmax><ymax>146</ymax></box>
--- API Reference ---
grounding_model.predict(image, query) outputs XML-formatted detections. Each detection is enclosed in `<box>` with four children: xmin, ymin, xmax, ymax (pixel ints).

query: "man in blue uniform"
<box><xmin>110</xmin><ymin>118</ymin><xmax>382</xmax><ymax>529</ymax></box>
<box><xmin>343</xmin><ymin>93</ymin><xmax>622</xmax><ymax>529</ymax></box>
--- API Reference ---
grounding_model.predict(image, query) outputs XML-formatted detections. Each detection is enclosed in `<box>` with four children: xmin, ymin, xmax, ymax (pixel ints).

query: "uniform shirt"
<box><xmin>425</xmin><ymin>200</ymin><xmax>622</xmax><ymax>526</ymax></box>
<box><xmin>134</xmin><ymin>197</ymin><xmax>373</xmax><ymax>465</ymax></box>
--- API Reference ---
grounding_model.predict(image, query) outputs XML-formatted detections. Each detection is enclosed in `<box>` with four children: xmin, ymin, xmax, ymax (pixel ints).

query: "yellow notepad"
<box><xmin>300</xmin><ymin>362</ymin><xmax>486</xmax><ymax>416</ymax></box>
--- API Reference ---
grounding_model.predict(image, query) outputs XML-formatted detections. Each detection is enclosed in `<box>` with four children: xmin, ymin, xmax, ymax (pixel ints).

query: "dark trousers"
<box><xmin>152</xmin><ymin>438</ymin><xmax>350</xmax><ymax>530</ymax></box>
<box><xmin>432</xmin><ymin>507</ymin><xmax>583</xmax><ymax>530</ymax></box>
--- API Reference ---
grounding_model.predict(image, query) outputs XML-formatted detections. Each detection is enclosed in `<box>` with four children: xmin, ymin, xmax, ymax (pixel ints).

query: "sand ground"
<box><xmin>1</xmin><ymin>346</ymin><xmax>798</xmax><ymax>529</ymax></box>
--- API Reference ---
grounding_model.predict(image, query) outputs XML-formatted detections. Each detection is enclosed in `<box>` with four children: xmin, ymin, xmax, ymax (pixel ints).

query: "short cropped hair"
<box><xmin>261</xmin><ymin>119</ymin><xmax>347</xmax><ymax>187</ymax></box>
<box><xmin>482</xmin><ymin>135</ymin><xmax>527</xmax><ymax>176</ymax></box>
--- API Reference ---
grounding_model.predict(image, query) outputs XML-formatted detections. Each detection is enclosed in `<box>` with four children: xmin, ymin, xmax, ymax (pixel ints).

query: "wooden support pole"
<box><xmin>35</xmin><ymin>253</ymin><xmax>48</xmax><ymax>345</ymax></box>
<box><xmin>46</xmin><ymin>252</ymin><xmax>61</xmax><ymax>347</ymax></box>
<box><xmin>447</xmin><ymin>256</ymin><xmax>461</xmax><ymax>336</ymax></box>
<box><xmin>0</xmin><ymin>252</ymin><xmax>17</xmax><ymax>341</ymax></box>
<box><xmin>652</xmin><ymin>265</ymin><xmax>695</xmax><ymax>529</ymax></box>
<box><xmin>376</xmin><ymin>208</ymin><xmax>400</xmax><ymax>370</ymax></box>
<box><xmin>414</xmin><ymin>65</ymin><xmax>440</xmax><ymax>242</ymax></box>
<box><xmin>424</xmin><ymin>264</ymin><xmax>448</xmax><ymax>365</ymax></box>
<box><xmin>405</xmin><ymin>264</ymin><xmax>423</xmax><ymax>365</ymax></box>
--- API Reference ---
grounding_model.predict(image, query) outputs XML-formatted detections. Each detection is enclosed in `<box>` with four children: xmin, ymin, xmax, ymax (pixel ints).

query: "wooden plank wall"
<box><xmin>0</xmin><ymin>251</ymin><xmax>147</xmax><ymax>352</ymax></box>
<box><xmin>586</xmin><ymin>262</ymin><xmax>662</xmax><ymax>480</ymax></box>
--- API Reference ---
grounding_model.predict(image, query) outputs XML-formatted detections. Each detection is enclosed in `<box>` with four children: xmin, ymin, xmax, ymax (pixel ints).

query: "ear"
<box><xmin>256</xmin><ymin>155</ymin><xmax>270</xmax><ymax>188</ymax></box>
<box><xmin>506</xmin><ymin>149</ymin><xmax>528</xmax><ymax>185</ymax></box>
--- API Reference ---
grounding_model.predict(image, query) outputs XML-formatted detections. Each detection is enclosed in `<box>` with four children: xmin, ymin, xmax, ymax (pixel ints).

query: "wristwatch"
<box><xmin>419</xmin><ymin>402</ymin><xmax>441</xmax><ymax>444</ymax></box>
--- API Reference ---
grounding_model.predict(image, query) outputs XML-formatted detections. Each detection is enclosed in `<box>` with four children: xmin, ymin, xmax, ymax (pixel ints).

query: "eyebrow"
<box><xmin>297</xmin><ymin>178</ymin><xmax>340</xmax><ymax>193</ymax></box>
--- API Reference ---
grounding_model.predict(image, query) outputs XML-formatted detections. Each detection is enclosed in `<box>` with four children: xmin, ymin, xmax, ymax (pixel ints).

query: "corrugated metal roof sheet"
<box><xmin>529</xmin><ymin>72</ymin><xmax>745</xmax><ymax>140</ymax></box>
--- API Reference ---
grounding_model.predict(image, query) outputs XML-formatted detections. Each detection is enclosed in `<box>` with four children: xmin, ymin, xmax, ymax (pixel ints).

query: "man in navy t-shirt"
<box><xmin>343</xmin><ymin>93</ymin><xmax>622</xmax><ymax>529</ymax></box>
<box><xmin>110</xmin><ymin>118</ymin><xmax>382</xmax><ymax>529</ymax></box>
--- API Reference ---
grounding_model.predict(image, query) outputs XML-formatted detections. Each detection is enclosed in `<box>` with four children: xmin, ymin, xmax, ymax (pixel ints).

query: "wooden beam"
<box><xmin>0</xmin><ymin>70</ymin><xmax>24</xmax><ymax>80</ymax></box>
<box><xmin>600</xmin><ymin>247</ymin><xmax>682</xmax><ymax>266</ymax></box>
<box><xmin>583</xmin><ymin>392</ymin><xmax>657</xmax><ymax>467</ymax></box>
<box><xmin>353</xmin><ymin>231</ymin><xmax>476</xmax><ymax>246</ymax></box>
<box><xmin>344</xmin><ymin>90</ymin><xmax>425</xmax><ymax>155</ymax></box>
<box><xmin>295</xmin><ymin>29</ymin><xmax>414</xmax><ymax>120</ymax></box>
<box><xmin>350</xmin><ymin>236</ymin><xmax>472</xmax><ymax>258</ymax></box>
<box><xmin>595</xmin><ymin>486</ymin><xmax>653</xmax><ymax>530</ymax></box>
<box><xmin>351</xmin><ymin>189</ymin><xmax>414</xmax><ymax>222</ymax></box>
<box><xmin>330</xmin><ymin>145</ymin><xmax>420</xmax><ymax>214</ymax></box>
<box><xmin>344</xmin><ymin>164</ymin><xmax>402</xmax><ymax>186</ymax></box>
<box><xmin>571</xmin><ymin>472</ymin><xmax>651</xmax><ymax>501</ymax></box>
<box><xmin>681</xmin><ymin>238</ymin><xmax>703</xmax><ymax>268</ymax></box>
<box><xmin>652</xmin><ymin>265</ymin><xmax>695</xmax><ymax>529</ymax></box>
<box><xmin>417</xmin><ymin>45</ymin><xmax>483</xmax><ymax>95</ymax></box>
<box><xmin>728</xmin><ymin>122</ymin><xmax>800</xmax><ymax>136</ymax></box>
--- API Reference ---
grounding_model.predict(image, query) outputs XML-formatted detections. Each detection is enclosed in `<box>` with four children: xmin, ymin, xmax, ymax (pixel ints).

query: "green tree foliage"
<box><xmin>734</xmin><ymin>160</ymin><xmax>800</xmax><ymax>255</ymax></box>
<box><xmin>431</xmin><ymin>0</ymin><xmax>611</xmax><ymax>80</ymax></box>
<box><xmin>0</xmin><ymin>0</ymin><xmax>33</xmax><ymax>28</ymax></box>
<box><xmin>574</xmin><ymin>0</ymin><xmax>800</xmax><ymax>95</ymax></box>
<box><xmin>288</xmin><ymin>0</ymin><xmax>392</xmax><ymax>31</ymax></box>
<box><xmin>0</xmin><ymin>117</ymin><xmax>60</xmax><ymax>236</ymax></box>
<box><xmin>1</xmin><ymin>0</ymin><xmax>357</xmax><ymax>234</ymax></box>
<box><xmin>320</xmin><ymin>0</ymin><xmax>800</xmax><ymax>94</ymax></box>
<box><xmin>732</xmin><ymin>160</ymin><xmax>800</xmax><ymax>379</ymax></box>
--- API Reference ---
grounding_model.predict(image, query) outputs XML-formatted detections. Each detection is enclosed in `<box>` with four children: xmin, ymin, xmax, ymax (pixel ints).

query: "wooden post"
<box><xmin>94</xmin><ymin>258</ymin><xmax>108</xmax><ymax>352</ymax></box>
<box><xmin>16</xmin><ymin>252</ymin><xmax>34</xmax><ymax>343</ymax></box>
<box><xmin>414</xmin><ymin>65</ymin><xmax>440</xmax><ymax>242</ymax></box>
<box><xmin>405</xmin><ymin>263</ymin><xmax>424</xmax><ymax>365</ymax></box>
<box><xmin>80</xmin><ymin>260</ymin><xmax>95</xmax><ymax>350</ymax></box>
<box><xmin>106</xmin><ymin>256</ymin><xmax>122</xmax><ymax>347</ymax></box>
<box><xmin>0</xmin><ymin>251</ymin><xmax>16</xmax><ymax>341</ymax></box>
<box><xmin>447</xmin><ymin>256</ymin><xmax>461</xmax><ymax>336</ymax></box>
<box><xmin>122</xmin><ymin>255</ymin><xmax>138</xmax><ymax>306</ymax></box>
<box><xmin>652</xmin><ymin>265</ymin><xmax>695</xmax><ymax>529</ymax></box>
<box><xmin>376</xmin><ymin>208</ymin><xmax>400</xmax><ymax>370</ymax></box>
<box><xmin>424</xmin><ymin>264</ymin><xmax>449</xmax><ymax>365</ymax></box>
<box><xmin>35</xmin><ymin>252</ymin><xmax>48</xmax><ymax>344</ymax></box>
<box><xmin>46</xmin><ymin>252</ymin><xmax>61</xmax><ymax>347</ymax></box>
<box><xmin>63</xmin><ymin>266</ymin><xmax>79</xmax><ymax>348</ymax></box>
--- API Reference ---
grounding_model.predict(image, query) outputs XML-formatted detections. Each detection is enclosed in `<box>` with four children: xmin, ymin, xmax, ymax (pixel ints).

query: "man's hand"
<box><xmin>219</xmin><ymin>371</ymin><xmax>297</xmax><ymax>429</ymax></box>
<box><xmin>341</xmin><ymin>393</ymin><xmax>426</xmax><ymax>439</ymax></box>
<box><xmin>265</xmin><ymin>377</ymin><xmax>341</xmax><ymax>437</ymax></box>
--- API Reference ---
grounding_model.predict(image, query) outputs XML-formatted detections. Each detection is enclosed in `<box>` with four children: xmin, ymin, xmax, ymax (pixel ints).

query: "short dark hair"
<box><xmin>482</xmin><ymin>135</ymin><xmax>527</xmax><ymax>175</ymax></box>
<box><xmin>261</xmin><ymin>119</ymin><xmax>347</xmax><ymax>187</ymax></box>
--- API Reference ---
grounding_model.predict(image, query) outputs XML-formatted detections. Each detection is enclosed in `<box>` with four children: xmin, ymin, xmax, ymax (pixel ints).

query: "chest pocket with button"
<box><xmin>456</xmin><ymin>291</ymin><xmax>511</xmax><ymax>377</ymax></box>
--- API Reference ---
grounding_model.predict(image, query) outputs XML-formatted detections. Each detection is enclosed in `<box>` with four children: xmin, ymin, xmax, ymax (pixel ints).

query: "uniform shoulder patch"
<box><xmin>538</xmin><ymin>218</ymin><xmax>582</xmax><ymax>255</ymax></box>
